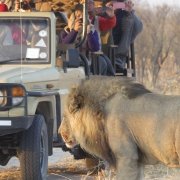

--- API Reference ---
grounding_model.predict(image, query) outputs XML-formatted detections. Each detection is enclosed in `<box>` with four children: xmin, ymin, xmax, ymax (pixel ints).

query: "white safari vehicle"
<box><xmin>0</xmin><ymin>12</ymin><xmax>88</xmax><ymax>179</ymax></box>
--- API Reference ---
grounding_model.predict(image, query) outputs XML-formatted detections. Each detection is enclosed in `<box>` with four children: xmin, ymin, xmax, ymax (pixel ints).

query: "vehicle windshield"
<box><xmin>0</xmin><ymin>18</ymin><xmax>50</xmax><ymax>64</ymax></box>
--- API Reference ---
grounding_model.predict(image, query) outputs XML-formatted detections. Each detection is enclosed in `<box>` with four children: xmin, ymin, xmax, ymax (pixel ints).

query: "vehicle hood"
<box><xmin>0</xmin><ymin>66</ymin><xmax>59</xmax><ymax>83</ymax></box>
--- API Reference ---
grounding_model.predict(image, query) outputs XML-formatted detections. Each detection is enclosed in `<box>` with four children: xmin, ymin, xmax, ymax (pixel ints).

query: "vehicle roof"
<box><xmin>9</xmin><ymin>0</ymin><xmax>109</xmax><ymax>12</ymax></box>
<box><xmin>55</xmin><ymin>0</ymin><xmax>108</xmax><ymax>11</ymax></box>
<box><xmin>0</xmin><ymin>12</ymin><xmax>56</xmax><ymax>18</ymax></box>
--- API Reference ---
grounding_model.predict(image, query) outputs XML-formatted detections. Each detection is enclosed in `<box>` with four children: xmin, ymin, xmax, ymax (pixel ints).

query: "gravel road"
<box><xmin>0</xmin><ymin>148</ymin><xmax>180</xmax><ymax>180</ymax></box>
<box><xmin>0</xmin><ymin>148</ymin><xmax>71</xmax><ymax>169</ymax></box>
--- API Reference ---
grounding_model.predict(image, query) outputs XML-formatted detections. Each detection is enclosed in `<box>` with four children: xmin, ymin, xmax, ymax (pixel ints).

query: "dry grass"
<box><xmin>1</xmin><ymin>157</ymin><xmax>179</xmax><ymax>180</ymax></box>
<box><xmin>0</xmin><ymin>167</ymin><xmax>21</xmax><ymax>180</ymax></box>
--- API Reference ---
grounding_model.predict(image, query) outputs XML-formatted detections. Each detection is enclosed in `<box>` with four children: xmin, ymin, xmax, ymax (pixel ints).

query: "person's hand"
<box><xmin>80</xmin><ymin>0</ymin><xmax>85</xmax><ymax>4</ymax></box>
<box><xmin>125</xmin><ymin>0</ymin><xmax>134</xmax><ymax>12</ymax></box>
<box><xmin>87</xmin><ymin>24</ymin><xmax>95</xmax><ymax>34</ymax></box>
<box><xmin>106</xmin><ymin>1</ymin><xmax>113</xmax><ymax>10</ymax></box>
<box><xmin>74</xmin><ymin>18</ymin><xmax>83</xmax><ymax>32</ymax></box>
<box><xmin>105</xmin><ymin>2</ymin><xmax>114</xmax><ymax>17</ymax></box>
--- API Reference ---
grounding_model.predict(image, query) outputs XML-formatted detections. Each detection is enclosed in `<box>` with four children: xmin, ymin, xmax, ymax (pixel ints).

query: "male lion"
<box><xmin>59</xmin><ymin>76</ymin><xmax>180</xmax><ymax>180</ymax></box>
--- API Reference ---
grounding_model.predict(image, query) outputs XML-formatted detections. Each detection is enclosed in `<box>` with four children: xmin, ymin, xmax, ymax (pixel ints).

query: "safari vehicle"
<box><xmin>0</xmin><ymin>11</ymin><xmax>89</xmax><ymax>179</ymax></box>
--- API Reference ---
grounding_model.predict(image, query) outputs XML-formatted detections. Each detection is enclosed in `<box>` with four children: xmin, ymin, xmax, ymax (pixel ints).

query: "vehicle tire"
<box><xmin>18</xmin><ymin>115</ymin><xmax>48</xmax><ymax>180</ymax></box>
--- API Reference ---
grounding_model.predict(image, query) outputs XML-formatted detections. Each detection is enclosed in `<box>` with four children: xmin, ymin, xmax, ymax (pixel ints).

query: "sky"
<box><xmin>141</xmin><ymin>0</ymin><xmax>180</xmax><ymax>7</ymax></box>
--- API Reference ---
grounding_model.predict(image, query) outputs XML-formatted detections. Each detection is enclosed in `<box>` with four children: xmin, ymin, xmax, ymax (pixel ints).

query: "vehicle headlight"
<box><xmin>0</xmin><ymin>84</ymin><xmax>26</xmax><ymax>110</ymax></box>
<box><xmin>11</xmin><ymin>86</ymin><xmax>25</xmax><ymax>106</ymax></box>
<box><xmin>0</xmin><ymin>90</ymin><xmax>7</xmax><ymax>107</ymax></box>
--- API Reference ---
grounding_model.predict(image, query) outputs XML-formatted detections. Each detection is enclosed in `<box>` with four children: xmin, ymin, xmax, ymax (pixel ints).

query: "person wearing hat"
<box><xmin>0</xmin><ymin>0</ymin><xmax>8</xmax><ymax>11</ymax></box>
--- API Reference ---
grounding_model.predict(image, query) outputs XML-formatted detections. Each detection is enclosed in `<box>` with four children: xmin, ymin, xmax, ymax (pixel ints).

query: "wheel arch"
<box><xmin>27</xmin><ymin>91</ymin><xmax>61</xmax><ymax>155</ymax></box>
<box><xmin>35</xmin><ymin>94</ymin><xmax>61</xmax><ymax>156</ymax></box>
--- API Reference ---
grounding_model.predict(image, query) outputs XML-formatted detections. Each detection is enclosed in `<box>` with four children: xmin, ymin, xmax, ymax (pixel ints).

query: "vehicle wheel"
<box><xmin>18</xmin><ymin>115</ymin><xmax>48</xmax><ymax>180</ymax></box>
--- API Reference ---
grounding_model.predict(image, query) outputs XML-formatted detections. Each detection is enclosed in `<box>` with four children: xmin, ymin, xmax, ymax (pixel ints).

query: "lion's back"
<box><xmin>106</xmin><ymin>92</ymin><xmax>180</xmax><ymax>165</ymax></box>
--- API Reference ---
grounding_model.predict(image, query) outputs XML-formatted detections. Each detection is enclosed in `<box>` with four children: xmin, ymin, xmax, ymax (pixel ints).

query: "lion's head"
<box><xmin>59</xmin><ymin>114</ymin><xmax>78</xmax><ymax>149</ymax></box>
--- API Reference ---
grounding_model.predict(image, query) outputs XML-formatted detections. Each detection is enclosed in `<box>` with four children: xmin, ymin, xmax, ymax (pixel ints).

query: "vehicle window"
<box><xmin>0</xmin><ymin>18</ymin><xmax>50</xmax><ymax>64</ymax></box>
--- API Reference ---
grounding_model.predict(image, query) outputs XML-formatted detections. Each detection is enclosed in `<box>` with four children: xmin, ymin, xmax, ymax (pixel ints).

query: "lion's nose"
<box><xmin>61</xmin><ymin>132</ymin><xmax>69</xmax><ymax>142</ymax></box>
<box><xmin>58</xmin><ymin>125</ymin><xmax>63</xmax><ymax>136</ymax></box>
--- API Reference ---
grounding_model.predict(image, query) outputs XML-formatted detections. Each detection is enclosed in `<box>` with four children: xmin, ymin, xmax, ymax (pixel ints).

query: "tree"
<box><xmin>135</xmin><ymin>5</ymin><xmax>180</xmax><ymax>90</ymax></box>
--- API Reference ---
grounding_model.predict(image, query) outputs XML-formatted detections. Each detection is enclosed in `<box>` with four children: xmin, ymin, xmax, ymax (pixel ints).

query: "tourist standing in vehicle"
<box><xmin>59</xmin><ymin>3</ymin><xmax>108</xmax><ymax>75</ymax></box>
<box><xmin>96</xmin><ymin>1</ymin><xmax>116</xmax><ymax>55</ymax></box>
<box><xmin>60</xmin><ymin>4</ymin><xmax>100</xmax><ymax>51</ymax></box>
<box><xmin>112</xmin><ymin>0</ymin><xmax>143</xmax><ymax>71</ymax></box>
<box><xmin>87</xmin><ymin>0</ymin><xmax>116</xmax><ymax>76</ymax></box>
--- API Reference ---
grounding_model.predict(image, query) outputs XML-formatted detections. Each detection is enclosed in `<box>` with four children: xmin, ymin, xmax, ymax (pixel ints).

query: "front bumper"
<box><xmin>0</xmin><ymin>115</ymin><xmax>34</xmax><ymax>136</ymax></box>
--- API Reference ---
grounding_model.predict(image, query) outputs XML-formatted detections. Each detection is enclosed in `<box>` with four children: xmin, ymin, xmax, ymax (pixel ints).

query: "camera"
<box><xmin>79</xmin><ymin>18</ymin><xmax>83</xmax><ymax>23</ymax></box>
<box><xmin>78</xmin><ymin>18</ymin><xmax>83</xmax><ymax>24</ymax></box>
<box><xmin>113</xmin><ymin>2</ymin><xmax>125</xmax><ymax>10</ymax></box>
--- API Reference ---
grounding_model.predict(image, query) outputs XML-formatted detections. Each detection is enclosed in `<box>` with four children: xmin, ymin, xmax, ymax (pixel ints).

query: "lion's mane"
<box><xmin>68</xmin><ymin>76</ymin><xmax>151</xmax><ymax>114</ymax></box>
<box><xmin>65</xmin><ymin>76</ymin><xmax>151</xmax><ymax>165</ymax></box>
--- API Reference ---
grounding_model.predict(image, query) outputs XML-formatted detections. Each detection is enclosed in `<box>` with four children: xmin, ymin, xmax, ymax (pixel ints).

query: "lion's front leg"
<box><xmin>116</xmin><ymin>157</ymin><xmax>144</xmax><ymax>180</ymax></box>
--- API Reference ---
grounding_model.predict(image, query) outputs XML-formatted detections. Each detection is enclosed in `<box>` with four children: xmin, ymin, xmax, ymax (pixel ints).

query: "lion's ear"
<box><xmin>68</xmin><ymin>88</ymin><xmax>84</xmax><ymax>114</ymax></box>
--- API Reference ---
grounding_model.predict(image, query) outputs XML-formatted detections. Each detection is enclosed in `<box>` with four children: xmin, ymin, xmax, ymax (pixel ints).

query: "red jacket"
<box><xmin>99</xmin><ymin>16</ymin><xmax>116</xmax><ymax>32</ymax></box>
<box><xmin>0</xmin><ymin>3</ymin><xmax>8</xmax><ymax>12</ymax></box>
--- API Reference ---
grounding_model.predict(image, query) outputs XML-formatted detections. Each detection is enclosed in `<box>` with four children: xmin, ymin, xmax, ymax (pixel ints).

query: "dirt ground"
<box><xmin>0</xmin><ymin>156</ymin><xmax>179</xmax><ymax>180</ymax></box>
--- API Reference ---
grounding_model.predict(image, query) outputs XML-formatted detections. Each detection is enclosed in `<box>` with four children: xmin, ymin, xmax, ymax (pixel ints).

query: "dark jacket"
<box><xmin>60</xmin><ymin>28</ymin><xmax>100</xmax><ymax>52</ymax></box>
